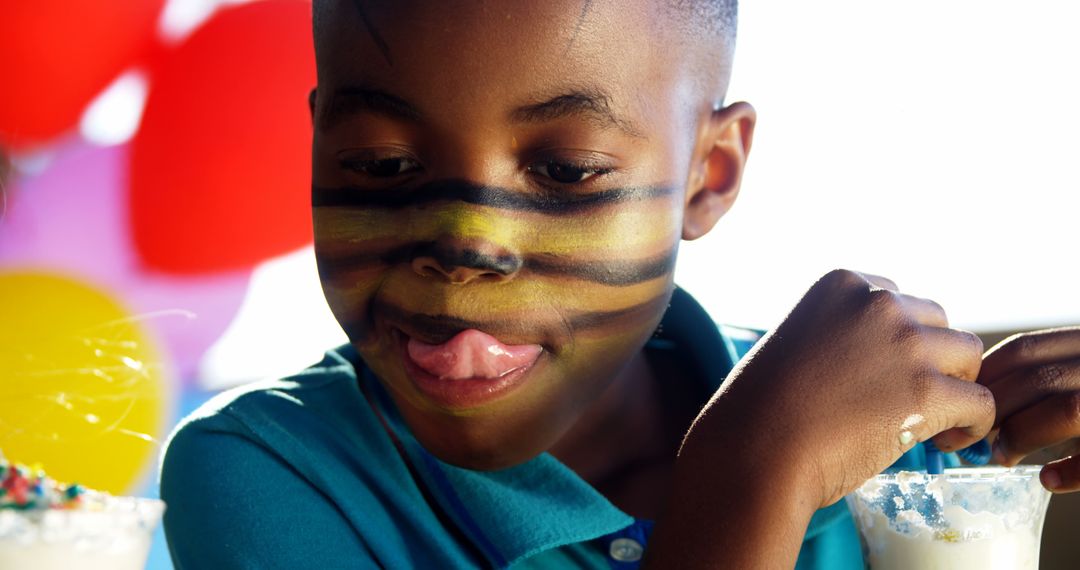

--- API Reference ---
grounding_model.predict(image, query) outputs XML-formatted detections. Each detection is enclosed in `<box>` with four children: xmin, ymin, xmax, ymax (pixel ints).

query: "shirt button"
<box><xmin>609</xmin><ymin>537</ymin><xmax>644</xmax><ymax>562</ymax></box>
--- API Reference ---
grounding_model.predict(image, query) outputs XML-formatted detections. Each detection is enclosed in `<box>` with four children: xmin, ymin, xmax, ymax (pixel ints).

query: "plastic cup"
<box><xmin>846</xmin><ymin>466</ymin><xmax>1051</xmax><ymax>570</ymax></box>
<box><xmin>0</xmin><ymin>497</ymin><xmax>164</xmax><ymax>570</ymax></box>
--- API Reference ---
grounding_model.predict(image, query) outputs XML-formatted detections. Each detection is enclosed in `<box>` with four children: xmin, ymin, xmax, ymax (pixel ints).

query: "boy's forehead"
<box><xmin>313</xmin><ymin>1</ymin><xmax>725</xmax><ymax>138</ymax></box>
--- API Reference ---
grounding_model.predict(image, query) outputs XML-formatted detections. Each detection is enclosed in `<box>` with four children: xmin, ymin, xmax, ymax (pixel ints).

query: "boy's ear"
<box><xmin>682</xmin><ymin>101</ymin><xmax>756</xmax><ymax>241</ymax></box>
<box><xmin>308</xmin><ymin>88</ymin><xmax>317</xmax><ymax>122</ymax></box>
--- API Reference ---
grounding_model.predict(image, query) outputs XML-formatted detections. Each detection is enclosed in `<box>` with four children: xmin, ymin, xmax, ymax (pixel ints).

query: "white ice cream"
<box><xmin>0</xmin><ymin>497</ymin><xmax>163</xmax><ymax>570</ymax></box>
<box><xmin>856</xmin><ymin>503</ymin><xmax>1040</xmax><ymax>569</ymax></box>
<box><xmin>847</xmin><ymin>467</ymin><xmax>1050</xmax><ymax>570</ymax></box>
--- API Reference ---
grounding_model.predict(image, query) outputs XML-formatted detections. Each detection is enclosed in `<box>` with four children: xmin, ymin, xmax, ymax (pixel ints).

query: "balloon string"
<box><xmin>79</xmin><ymin>309</ymin><xmax>197</xmax><ymax>333</ymax></box>
<box><xmin>0</xmin><ymin>320</ymin><xmax>169</xmax><ymax>450</ymax></box>
<box><xmin>0</xmin><ymin>176</ymin><xmax>7</xmax><ymax>226</ymax></box>
<box><xmin>0</xmin><ymin>393</ymin><xmax>160</xmax><ymax>447</ymax></box>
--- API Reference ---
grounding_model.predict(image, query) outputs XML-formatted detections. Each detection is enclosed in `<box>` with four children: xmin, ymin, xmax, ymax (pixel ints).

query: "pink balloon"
<box><xmin>0</xmin><ymin>140</ymin><xmax>250</xmax><ymax>380</ymax></box>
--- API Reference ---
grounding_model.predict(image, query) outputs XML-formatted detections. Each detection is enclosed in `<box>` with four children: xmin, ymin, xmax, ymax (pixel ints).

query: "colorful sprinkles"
<box><xmin>0</xmin><ymin>458</ymin><xmax>87</xmax><ymax>511</ymax></box>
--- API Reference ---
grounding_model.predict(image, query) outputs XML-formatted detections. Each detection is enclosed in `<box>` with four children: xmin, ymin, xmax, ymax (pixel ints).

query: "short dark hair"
<box><xmin>667</xmin><ymin>0</ymin><xmax>738</xmax><ymax>48</ymax></box>
<box><xmin>314</xmin><ymin>1</ymin><xmax>738</xmax><ymax>51</ymax></box>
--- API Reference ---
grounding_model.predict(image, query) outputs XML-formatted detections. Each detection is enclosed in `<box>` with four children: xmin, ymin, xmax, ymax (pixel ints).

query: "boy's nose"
<box><xmin>410</xmin><ymin>241</ymin><xmax>522</xmax><ymax>284</ymax></box>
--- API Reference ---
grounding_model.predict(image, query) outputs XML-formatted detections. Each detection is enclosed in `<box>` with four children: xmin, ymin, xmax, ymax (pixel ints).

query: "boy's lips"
<box><xmin>398</xmin><ymin>329</ymin><xmax>544</xmax><ymax>409</ymax></box>
<box><xmin>407</xmin><ymin>329</ymin><xmax>542</xmax><ymax>380</ymax></box>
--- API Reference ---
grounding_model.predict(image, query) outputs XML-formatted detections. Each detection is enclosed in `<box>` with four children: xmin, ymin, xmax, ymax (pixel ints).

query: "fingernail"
<box><xmin>1042</xmin><ymin>468</ymin><xmax>1062</xmax><ymax>491</ymax></box>
<box><xmin>991</xmin><ymin>439</ymin><xmax>1008</xmax><ymax>465</ymax></box>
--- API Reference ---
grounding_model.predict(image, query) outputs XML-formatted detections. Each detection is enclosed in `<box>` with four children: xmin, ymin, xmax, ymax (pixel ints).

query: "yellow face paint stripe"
<box><xmin>322</xmin><ymin>269</ymin><xmax>671</xmax><ymax>316</ymax></box>
<box><xmin>314</xmin><ymin>201</ymin><xmax>678</xmax><ymax>258</ymax></box>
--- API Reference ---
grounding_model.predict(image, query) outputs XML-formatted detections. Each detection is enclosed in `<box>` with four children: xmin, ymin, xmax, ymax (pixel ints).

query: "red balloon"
<box><xmin>0</xmin><ymin>0</ymin><xmax>165</xmax><ymax>149</ymax></box>
<box><xmin>130</xmin><ymin>0</ymin><xmax>315</xmax><ymax>275</ymax></box>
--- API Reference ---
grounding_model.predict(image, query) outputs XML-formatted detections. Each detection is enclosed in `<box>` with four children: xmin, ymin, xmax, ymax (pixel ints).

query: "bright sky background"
<box><xmin>177</xmin><ymin>1</ymin><xmax>1080</xmax><ymax>386</ymax></box>
<box><xmin>678</xmin><ymin>0</ymin><xmax>1080</xmax><ymax>333</ymax></box>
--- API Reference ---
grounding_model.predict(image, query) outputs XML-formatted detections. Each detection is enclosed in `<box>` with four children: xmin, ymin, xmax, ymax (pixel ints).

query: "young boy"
<box><xmin>161</xmin><ymin>1</ymin><xmax>1080</xmax><ymax>567</ymax></box>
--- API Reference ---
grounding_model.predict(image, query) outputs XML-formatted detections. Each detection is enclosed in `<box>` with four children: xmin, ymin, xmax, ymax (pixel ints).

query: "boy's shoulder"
<box><xmin>165</xmin><ymin>345</ymin><xmax>360</xmax><ymax>435</ymax></box>
<box><xmin>159</xmin><ymin>343</ymin><xmax>391</xmax><ymax>502</ymax></box>
<box><xmin>158</xmin><ymin>345</ymin><xmax>444</xmax><ymax>568</ymax></box>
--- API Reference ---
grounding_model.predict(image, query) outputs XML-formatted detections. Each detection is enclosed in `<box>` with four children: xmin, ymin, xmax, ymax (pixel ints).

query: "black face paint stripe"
<box><xmin>525</xmin><ymin>249</ymin><xmax>676</xmax><ymax>286</ymax></box>
<box><xmin>316</xmin><ymin>242</ymin><xmax>677</xmax><ymax>286</ymax></box>
<box><xmin>565</xmin><ymin>292</ymin><xmax>669</xmax><ymax>331</ymax></box>
<box><xmin>312</xmin><ymin>179</ymin><xmax>676</xmax><ymax>214</ymax></box>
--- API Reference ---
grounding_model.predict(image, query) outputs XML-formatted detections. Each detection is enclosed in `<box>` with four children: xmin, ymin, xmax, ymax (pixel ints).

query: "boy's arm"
<box><xmin>645</xmin><ymin>269</ymin><xmax>995</xmax><ymax>568</ymax></box>
<box><xmin>161</xmin><ymin>419</ymin><xmax>378</xmax><ymax>569</ymax></box>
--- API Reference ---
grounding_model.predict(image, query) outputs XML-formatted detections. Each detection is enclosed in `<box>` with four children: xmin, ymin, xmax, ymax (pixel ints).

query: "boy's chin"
<box><xmin>408</xmin><ymin>413</ymin><xmax>566</xmax><ymax>472</ymax></box>
<box><xmin>431</xmin><ymin>444</ymin><xmax>538</xmax><ymax>472</ymax></box>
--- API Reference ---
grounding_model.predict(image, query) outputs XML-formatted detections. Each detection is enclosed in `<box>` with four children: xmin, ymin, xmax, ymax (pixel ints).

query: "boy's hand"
<box><xmin>647</xmin><ymin>269</ymin><xmax>996</xmax><ymax>569</ymax></box>
<box><xmin>681</xmin><ymin>269</ymin><xmax>995</xmax><ymax>507</ymax></box>
<box><xmin>688</xmin><ymin>269</ymin><xmax>993</xmax><ymax>506</ymax></box>
<box><xmin>978</xmin><ymin>327</ymin><xmax>1080</xmax><ymax>492</ymax></box>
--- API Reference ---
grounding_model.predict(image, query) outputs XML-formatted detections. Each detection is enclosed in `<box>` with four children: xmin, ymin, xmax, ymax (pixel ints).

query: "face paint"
<box><xmin>314</xmin><ymin>176</ymin><xmax>680</xmax><ymax>413</ymax></box>
<box><xmin>314</xmin><ymin>181</ymin><xmax>678</xmax><ymax>287</ymax></box>
<box><xmin>312</xmin><ymin>204</ymin><xmax>676</xmax><ymax>260</ymax></box>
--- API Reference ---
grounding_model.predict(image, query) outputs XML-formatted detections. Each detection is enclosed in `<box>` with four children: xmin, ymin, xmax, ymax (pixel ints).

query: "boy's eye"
<box><xmin>529</xmin><ymin>161</ymin><xmax>610</xmax><ymax>184</ymax></box>
<box><xmin>341</xmin><ymin>157</ymin><xmax>421</xmax><ymax>177</ymax></box>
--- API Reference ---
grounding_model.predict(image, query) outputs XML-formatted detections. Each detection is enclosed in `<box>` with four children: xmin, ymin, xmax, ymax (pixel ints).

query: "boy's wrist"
<box><xmin>645</xmin><ymin>449</ymin><xmax>819</xmax><ymax>568</ymax></box>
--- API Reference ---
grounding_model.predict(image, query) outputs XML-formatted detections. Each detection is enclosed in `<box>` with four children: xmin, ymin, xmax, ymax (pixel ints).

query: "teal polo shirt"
<box><xmin>161</xmin><ymin>287</ymin><xmax>936</xmax><ymax>568</ymax></box>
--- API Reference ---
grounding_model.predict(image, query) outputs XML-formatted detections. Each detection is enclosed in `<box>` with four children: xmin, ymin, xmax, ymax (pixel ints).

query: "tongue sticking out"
<box><xmin>406</xmin><ymin>329</ymin><xmax>542</xmax><ymax>380</ymax></box>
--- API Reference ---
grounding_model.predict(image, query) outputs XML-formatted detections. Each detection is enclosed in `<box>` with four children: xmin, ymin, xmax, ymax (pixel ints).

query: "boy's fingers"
<box><xmin>897</xmin><ymin>294</ymin><xmax>949</xmax><ymax>328</ymax></box>
<box><xmin>987</xmin><ymin>358</ymin><xmax>1080</xmax><ymax>426</ymax></box>
<box><xmin>980</xmin><ymin>327</ymin><xmax>1080</xmax><ymax>386</ymax></box>
<box><xmin>928</xmin><ymin>375</ymin><xmax>996</xmax><ymax>451</ymax></box>
<box><xmin>1042</xmin><ymin>455</ymin><xmax>1080</xmax><ymax>493</ymax></box>
<box><xmin>921</xmin><ymin>326</ymin><xmax>983</xmax><ymax>382</ymax></box>
<box><xmin>854</xmin><ymin>272</ymin><xmax>898</xmax><ymax>292</ymax></box>
<box><xmin>993</xmin><ymin>391</ymin><xmax>1080</xmax><ymax>466</ymax></box>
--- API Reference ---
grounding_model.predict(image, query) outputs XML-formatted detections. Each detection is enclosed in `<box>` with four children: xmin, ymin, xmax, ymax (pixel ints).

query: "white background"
<box><xmin>678</xmin><ymin>1</ymin><xmax>1080</xmax><ymax>333</ymax></box>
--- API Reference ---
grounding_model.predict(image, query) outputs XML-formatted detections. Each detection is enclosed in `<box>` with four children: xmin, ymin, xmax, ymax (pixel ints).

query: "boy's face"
<box><xmin>311</xmin><ymin>0</ymin><xmax>740</xmax><ymax>469</ymax></box>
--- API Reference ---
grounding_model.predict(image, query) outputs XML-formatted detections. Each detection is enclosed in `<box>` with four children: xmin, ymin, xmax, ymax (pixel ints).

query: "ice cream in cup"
<box><xmin>0</xmin><ymin>458</ymin><xmax>164</xmax><ymax>570</ymax></box>
<box><xmin>846</xmin><ymin>466</ymin><xmax>1051</xmax><ymax>570</ymax></box>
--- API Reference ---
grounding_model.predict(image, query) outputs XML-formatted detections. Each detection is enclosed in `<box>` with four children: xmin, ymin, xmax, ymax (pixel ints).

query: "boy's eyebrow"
<box><xmin>321</xmin><ymin>85</ymin><xmax>646</xmax><ymax>140</ymax></box>
<box><xmin>510</xmin><ymin>88</ymin><xmax>646</xmax><ymax>140</ymax></box>
<box><xmin>321</xmin><ymin>86</ymin><xmax>423</xmax><ymax>130</ymax></box>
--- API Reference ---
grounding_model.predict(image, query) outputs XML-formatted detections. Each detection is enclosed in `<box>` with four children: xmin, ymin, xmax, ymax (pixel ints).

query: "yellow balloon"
<box><xmin>0</xmin><ymin>271</ymin><xmax>170</xmax><ymax>494</ymax></box>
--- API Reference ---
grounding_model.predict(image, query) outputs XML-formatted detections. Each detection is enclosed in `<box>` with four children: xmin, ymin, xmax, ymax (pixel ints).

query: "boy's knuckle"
<box><xmin>891</xmin><ymin>321</ymin><xmax>924</xmax><ymax>352</ymax></box>
<box><xmin>1012</xmin><ymin>332</ymin><xmax>1042</xmax><ymax>361</ymax></box>
<box><xmin>963</xmin><ymin>330</ymin><xmax>985</xmax><ymax>356</ymax></box>
<box><xmin>866</xmin><ymin>288</ymin><xmax>902</xmax><ymax>318</ymax></box>
<box><xmin>820</xmin><ymin>268</ymin><xmax>861</xmax><ymax>290</ymax></box>
<box><xmin>1063</xmin><ymin>392</ymin><xmax>1080</xmax><ymax>428</ymax></box>
<box><xmin>924</xmin><ymin>297</ymin><xmax>947</xmax><ymax>318</ymax></box>
<box><xmin>1033</xmin><ymin>363</ymin><xmax>1068</xmax><ymax>392</ymax></box>
<box><xmin>949</xmin><ymin>329</ymin><xmax>984</xmax><ymax>361</ymax></box>
<box><xmin>973</xmin><ymin>385</ymin><xmax>997</xmax><ymax>423</ymax></box>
